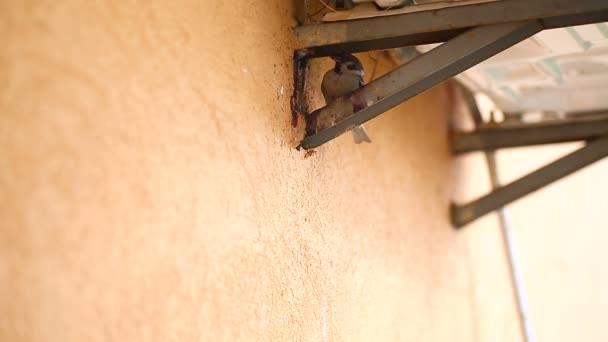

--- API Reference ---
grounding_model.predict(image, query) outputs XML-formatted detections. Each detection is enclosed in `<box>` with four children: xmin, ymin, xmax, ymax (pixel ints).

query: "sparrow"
<box><xmin>320</xmin><ymin>54</ymin><xmax>372</xmax><ymax>144</ymax></box>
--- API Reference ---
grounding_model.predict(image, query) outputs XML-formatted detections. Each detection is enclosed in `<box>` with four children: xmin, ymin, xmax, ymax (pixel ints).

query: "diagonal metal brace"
<box><xmin>452</xmin><ymin>135</ymin><xmax>608</xmax><ymax>228</ymax></box>
<box><xmin>299</xmin><ymin>21</ymin><xmax>542</xmax><ymax>149</ymax></box>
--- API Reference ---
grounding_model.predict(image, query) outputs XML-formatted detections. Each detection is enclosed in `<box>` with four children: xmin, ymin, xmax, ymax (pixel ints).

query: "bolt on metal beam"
<box><xmin>295</xmin><ymin>0</ymin><xmax>608</xmax><ymax>58</ymax></box>
<box><xmin>299</xmin><ymin>21</ymin><xmax>542</xmax><ymax>150</ymax></box>
<box><xmin>452</xmin><ymin>135</ymin><xmax>608</xmax><ymax>228</ymax></box>
<box><xmin>453</xmin><ymin>116</ymin><xmax>608</xmax><ymax>154</ymax></box>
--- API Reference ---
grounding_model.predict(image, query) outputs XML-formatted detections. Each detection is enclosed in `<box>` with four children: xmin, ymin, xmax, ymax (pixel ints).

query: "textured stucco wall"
<box><xmin>0</xmin><ymin>1</ymin><xmax>529</xmax><ymax>341</ymax></box>
<box><xmin>495</xmin><ymin>145</ymin><xmax>608</xmax><ymax>342</ymax></box>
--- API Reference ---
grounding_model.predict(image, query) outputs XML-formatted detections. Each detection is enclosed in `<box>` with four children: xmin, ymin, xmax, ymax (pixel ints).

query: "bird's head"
<box><xmin>331</xmin><ymin>54</ymin><xmax>364</xmax><ymax>78</ymax></box>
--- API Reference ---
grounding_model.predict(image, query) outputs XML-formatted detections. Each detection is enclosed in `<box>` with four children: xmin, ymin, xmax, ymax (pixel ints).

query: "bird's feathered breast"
<box><xmin>321</xmin><ymin>69</ymin><xmax>364</xmax><ymax>105</ymax></box>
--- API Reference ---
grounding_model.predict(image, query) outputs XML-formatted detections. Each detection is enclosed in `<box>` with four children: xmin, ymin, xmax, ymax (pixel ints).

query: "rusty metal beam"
<box><xmin>295</xmin><ymin>0</ymin><xmax>608</xmax><ymax>58</ymax></box>
<box><xmin>298</xmin><ymin>21</ymin><xmax>542</xmax><ymax>150</ymax></box>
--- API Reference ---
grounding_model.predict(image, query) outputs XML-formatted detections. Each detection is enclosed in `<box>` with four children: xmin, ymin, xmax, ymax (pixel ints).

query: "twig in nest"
<box><xmin>309</xmin><ymin>0</ymin><xmax>338</xmax><ymax>17</ymax></box>
<box><xmin>318</xmin><ymin>0</ymin><xmax>338</xmax><ymax>12</ymax></box>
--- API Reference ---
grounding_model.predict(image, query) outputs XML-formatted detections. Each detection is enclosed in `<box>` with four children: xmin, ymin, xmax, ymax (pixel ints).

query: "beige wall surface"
<box><xmin>496</xmin><ymin>145</ymin><xmax>608</xmax><ymax>342</ymax></box>
<box><xmin>4</xmin><ymin>1</ymin><xmax>604</xmax><ymax>342</ymax></box>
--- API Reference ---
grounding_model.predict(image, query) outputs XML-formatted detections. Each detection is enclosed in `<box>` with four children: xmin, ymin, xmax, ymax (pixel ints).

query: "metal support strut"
<box><xmin>300</xmin><ymin>21</ymin><xmax>542</xmax><ymax>149</ymax></box>
<box><xmin>452</xmin><ymin>135</ymin><xmax>608</xmax><ymax>227</ymax></box>
<box><xmin>293</xmin><ymin>0</ymin><xmax>608</xmax><ymax>149</ymax></box>
<box><xmin>451</xmin><ymin>90</ymin><xmax>608</xmax><ymax>227</ymax></box>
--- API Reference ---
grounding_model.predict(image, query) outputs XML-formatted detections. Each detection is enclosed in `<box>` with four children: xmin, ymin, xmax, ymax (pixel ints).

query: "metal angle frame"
<box><xmin>299</xmin><ymin>21</ymin><xmax>542</xmax><ymax>149</ymax></box>
<box><xmin>451</xmin><ymin>88</ymin><xmax>608</xmax><ymax>228</ymax></box>
<box><xmin>292</xmin><ymin>0</ymin><xmax>608</xmax><ymax>149</ymax></box>
<box><xmin>451</xmin><ymin>135</ymin><xmax>608</xmax><ymax>227</ymax></box>
<box><xmin>452</xmin><ymin>86</ymin><xmax>608</xmax><ymax>228</ymax></box>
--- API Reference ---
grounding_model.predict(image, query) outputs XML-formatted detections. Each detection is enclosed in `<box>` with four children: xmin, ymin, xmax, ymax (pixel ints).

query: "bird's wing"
<box><xmin>352</xmin><ymin>77</ymin><xmax>367</xmax><ymax>112</ymax></box>
<box><xmin>321</xmin><ymin>71</ymin><xmax>339</xmax><ymax>104</ymax></box>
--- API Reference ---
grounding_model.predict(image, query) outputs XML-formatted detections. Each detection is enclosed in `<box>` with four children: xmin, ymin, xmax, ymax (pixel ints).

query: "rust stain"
<box><xmin>303</xmin><ymin>149</ymin><xmax>317</xmax><ymax>159</ymax></box>
<box><xmin>291</xmin><ymin>51</ymin><xmax>310</xmax><ymax>128</ymax></box>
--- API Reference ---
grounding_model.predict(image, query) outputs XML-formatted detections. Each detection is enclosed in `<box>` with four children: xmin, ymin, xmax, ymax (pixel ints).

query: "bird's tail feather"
<box><xmin>351</xmin><ymin>125</ymin><xmax>371</xmax><ymax>144</ymax></box>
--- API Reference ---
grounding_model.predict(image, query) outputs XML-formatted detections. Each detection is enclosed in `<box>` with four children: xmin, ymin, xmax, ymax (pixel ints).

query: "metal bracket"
<box><xmin>451</xmin><ymin>135</ymin><xmax>608</xmax><ymax>227</ymax></box>
<box><xmin>451</xmin><ymin>88</ymin><xmax>608</xmax><ymax>227</ymax></box>
<box><xmin>292</xmin><ymin>0</ymin><xmax>608</xmax><ymax>149</ymax></box>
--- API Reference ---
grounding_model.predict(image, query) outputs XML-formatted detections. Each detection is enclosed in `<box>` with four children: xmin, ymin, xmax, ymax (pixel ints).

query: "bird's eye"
<box><xmin>347</xmin><ymin>64</ymin><xmax>356</xmax><ymax>70</ymax></box>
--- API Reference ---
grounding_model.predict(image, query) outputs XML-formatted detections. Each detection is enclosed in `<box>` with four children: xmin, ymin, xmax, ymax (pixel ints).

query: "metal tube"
<box><xmin>452</xmin><ymin>136</ymin><xmax>608</xmax><ymax>227</ymax></box>
<box><xmin>459</xmin><ymin>86</ymin><xmax>536</xmax><ymax>342</ymax></box>
<box><xmin>299</xmin><ymin>21</ymin><xmax>542</xmax><ymax>149</ymax></box>
<box><xmin>486</xmin><ymin>152</ymin><xmax>537</xmax><ymax>342</ymax></box>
